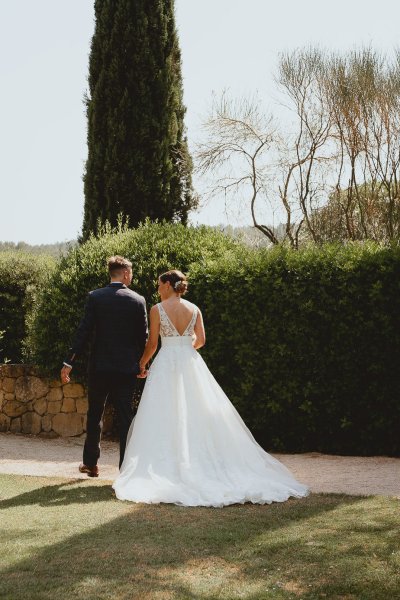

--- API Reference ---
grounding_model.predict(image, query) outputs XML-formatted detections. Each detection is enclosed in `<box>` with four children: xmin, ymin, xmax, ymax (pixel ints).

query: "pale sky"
<box><xmin>0</xmin><ymin>0</ymin><xmax>399</xmax><ymax>244</ymax></box>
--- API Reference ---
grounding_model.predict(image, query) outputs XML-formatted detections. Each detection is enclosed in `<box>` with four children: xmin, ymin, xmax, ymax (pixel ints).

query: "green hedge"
<box><xmin>188</xmin><ymin>243</ymin><xmax>400</xmax><ymax>456</ymax></box>
<box><xmin>26</xmin><ymin>221</ymin><xmax>241</xmax><ymax>379</ymax></box>
<box><xmin>0</xmin><ymin>252</ymin><xmax>55</xmax><ymax>363</ymax></box>
<box><xmin>25</xmin><ymin>226</ymin><xmax>400</xmax><ymax>456</ymax></box>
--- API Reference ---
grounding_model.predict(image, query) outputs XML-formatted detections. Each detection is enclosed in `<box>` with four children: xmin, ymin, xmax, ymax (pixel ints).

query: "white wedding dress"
<box><xmin>113</xmin><ymin>302</ymin><xmax>309</xmax><ymax>507</ymax></box>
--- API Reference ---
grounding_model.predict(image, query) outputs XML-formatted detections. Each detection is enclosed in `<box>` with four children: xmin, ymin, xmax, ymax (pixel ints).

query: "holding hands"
<box><xmin>137</xmin><ymin>362</ymin><xmax>148</xmax><ymax>378</ymax></box>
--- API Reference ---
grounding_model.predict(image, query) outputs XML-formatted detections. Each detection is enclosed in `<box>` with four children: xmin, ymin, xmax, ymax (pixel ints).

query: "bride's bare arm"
<box><xmin>193</xmin><ymin>309</ymin><xmax>206</xmax><ymax>349</ymax></box>
<box><xmin>139</xmin><ymin>305</ymin><xmax>160</xmax><ymax>374</ymax></box>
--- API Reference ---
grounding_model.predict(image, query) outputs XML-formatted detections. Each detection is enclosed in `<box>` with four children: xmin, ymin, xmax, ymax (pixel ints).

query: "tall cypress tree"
<box><xmin>81</xmin><ymin>0</ymin><xmax>195</xmax><ymax>241</ymax></box>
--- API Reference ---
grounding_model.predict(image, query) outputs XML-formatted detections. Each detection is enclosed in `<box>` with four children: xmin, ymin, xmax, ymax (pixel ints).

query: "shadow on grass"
<box><xmin>0</xmin><ymin>478</ymin><xmax>113</xmax><ymax>508</ymax></box>
<box><xmin>2</xmin><ymin>480</ymin><xmax>398</xmax><ymax>600</ymax></box>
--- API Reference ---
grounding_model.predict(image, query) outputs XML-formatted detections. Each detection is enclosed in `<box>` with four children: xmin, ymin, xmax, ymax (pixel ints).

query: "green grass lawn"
<box><xmin>0</xmin><ymin>474</ymin><xmax>399</xmax><ymax>600</ymax></box>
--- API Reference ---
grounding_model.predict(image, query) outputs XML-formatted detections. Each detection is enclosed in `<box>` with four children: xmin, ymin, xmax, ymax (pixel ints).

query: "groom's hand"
<box><xmin>61</xmin><ymin>365</ymin><xmax>72</xmax><ymax>384</ymax></box>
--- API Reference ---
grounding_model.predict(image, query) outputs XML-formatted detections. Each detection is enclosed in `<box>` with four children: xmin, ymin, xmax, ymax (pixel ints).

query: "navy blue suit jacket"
<box><xmin>64</xmin><ymin>283</ymin><xmax>148</xmax><ymax>374</ymax></box>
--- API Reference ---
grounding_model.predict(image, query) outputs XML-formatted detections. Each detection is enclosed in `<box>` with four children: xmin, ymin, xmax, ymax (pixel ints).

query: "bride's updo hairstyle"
<box><xmin>159</xmin><ymin>270</ymin><xmax>188</xmax><ymax>295</ymax></box>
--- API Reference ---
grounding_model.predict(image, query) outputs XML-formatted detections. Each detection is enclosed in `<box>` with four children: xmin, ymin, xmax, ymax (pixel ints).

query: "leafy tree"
<box><xmin>199</xmin><ymin>47</ymin><xmax>400</xmax><ymax>246</ymax></box>
<box><xmin>307</xmin><ymin>181</ymin><xmax>400</xmax><ymax>243</ymax></box>
<box><xmin>0</xmin><ymin>241</ymin><xmax>76</xmax><ymax>257</ymax></box>
<box><xmin>82</xmin><ymin>0</ymin><xmax>195</xmax><ymax>241</ymax></box>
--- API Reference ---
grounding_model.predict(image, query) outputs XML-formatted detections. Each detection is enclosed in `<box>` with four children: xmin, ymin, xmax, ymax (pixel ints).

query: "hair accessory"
<box><xmin>173</xmin><ymin>280</ymin><xmax>181</xmax><ymax>289</ymax></box>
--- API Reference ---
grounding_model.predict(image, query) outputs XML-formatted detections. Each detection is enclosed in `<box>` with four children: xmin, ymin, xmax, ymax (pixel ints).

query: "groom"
<box><xmin>61</xmin><ymin>256</ymin><xmax>148</xmax><ymax>477</ymax></box>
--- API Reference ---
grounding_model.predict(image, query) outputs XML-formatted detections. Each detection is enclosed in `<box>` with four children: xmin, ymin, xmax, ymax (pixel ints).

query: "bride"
<box><xmin>113</xmin><ymin>270</ymin><xmax>309</xmax><ymax>507</ymax></box>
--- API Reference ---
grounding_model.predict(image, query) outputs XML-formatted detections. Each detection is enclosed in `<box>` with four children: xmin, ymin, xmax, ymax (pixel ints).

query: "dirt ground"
<box><xmin>0</xmin><ymin>432</ymin><xmax>399</xmax><ymax>497</ymax></box>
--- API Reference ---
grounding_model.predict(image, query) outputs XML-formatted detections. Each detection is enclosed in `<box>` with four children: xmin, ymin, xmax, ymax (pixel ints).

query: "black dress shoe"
<box><xmin>79</xmin><ymin>463</ymin><xmax>99</xmax><ymax>477</ymax></box>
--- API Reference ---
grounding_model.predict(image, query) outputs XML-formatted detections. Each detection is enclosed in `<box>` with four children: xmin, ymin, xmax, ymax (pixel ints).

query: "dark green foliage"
<box><xmin>25</xmin><ymin>229</ymin><xmax>400</xmax><ymax>456</ymax></box>
<box><xmin>0</xmin><ymin>329</ymin><xmax>6</xmax><ymax>362</ymax></box>
<box><xmin>26</xmin><ymin>221</ymin><xmax>240</xmax><ymax>379</ymax></box>
<box><xmin>0</xmin><ymin>252</ymin><xmax>55</xmax><ymax>363</ymax></box>
<box><xmin>189</xmin><ymin>243</ymin><xmax>400</xmax><ymax>456</ymax></box>
<box><xmin>82</xmin><ymin>0</ymin><xmax>195</xmax><ymax>241</ymax></box>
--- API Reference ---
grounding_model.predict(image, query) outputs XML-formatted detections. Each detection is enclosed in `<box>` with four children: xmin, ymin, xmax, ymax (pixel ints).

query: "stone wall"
<box><xmin>0</xmin><ymin>364</ymin><xmax>112</xmax><ymax>437</ymax></box>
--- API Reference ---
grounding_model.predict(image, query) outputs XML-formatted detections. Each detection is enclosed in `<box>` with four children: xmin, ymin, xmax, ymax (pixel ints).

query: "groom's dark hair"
<box><xmin>108</xmin><ymin>255</ymin><xmax>132</xmax><ymax>276</ymax></box>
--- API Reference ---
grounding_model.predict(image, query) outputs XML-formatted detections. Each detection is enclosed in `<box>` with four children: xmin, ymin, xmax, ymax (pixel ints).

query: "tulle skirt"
<box><xmin>113</xmin><ymin>337</ymin><xmax>309</xmax><ymax>507</ymax></box>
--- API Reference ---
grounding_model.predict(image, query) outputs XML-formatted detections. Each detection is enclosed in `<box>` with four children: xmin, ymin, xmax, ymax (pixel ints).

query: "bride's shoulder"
<box><xmin>182</xmin><ymin>299</ymin><xmax>199</xmax><ymax>311</ymax></box>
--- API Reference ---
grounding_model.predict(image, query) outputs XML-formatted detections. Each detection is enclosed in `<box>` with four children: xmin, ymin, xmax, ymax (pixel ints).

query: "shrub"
<box><xmin>0</xmin><ymin>329</ymin><xmax>7</xmax><ymax>363</ymax></box>
<box><xmin>0</xmin><ymin>252</ymin><xmax>55</xmax><ymax>363</ymax></box>
<box><xmin>26</xmin><ymin>228</ymin><xmax>400</xmax><ymax>456</ymax></box>
<box><xmin>26</xmin><ymin>221</ymin><xmax>242</xmax><ymax>379</ymax></box>
<box><xmin>189</xmin><ymin>243</ymin><xmax>400</xmax><ymax>456</ymax></box>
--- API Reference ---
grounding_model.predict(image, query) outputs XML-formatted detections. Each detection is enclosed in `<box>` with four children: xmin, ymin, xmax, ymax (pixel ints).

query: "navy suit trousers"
<box><xmin>83</xmin><ymin>371</ymin><xmax>137</xmax><ymax>469</ymax></box>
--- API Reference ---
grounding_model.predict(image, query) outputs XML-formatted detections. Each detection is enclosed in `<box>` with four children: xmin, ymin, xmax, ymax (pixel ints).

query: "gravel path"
<box><xmin>0</xmin><ymin>432</ymin><xmax>399</xmax><ymax>497</ymax></box>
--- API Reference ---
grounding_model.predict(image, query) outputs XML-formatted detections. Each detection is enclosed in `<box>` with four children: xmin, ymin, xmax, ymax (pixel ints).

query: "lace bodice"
<box><xmin>157</xmin><ymin>302</ymin><xmax>198</xmax><ymax>338</ymax></box>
